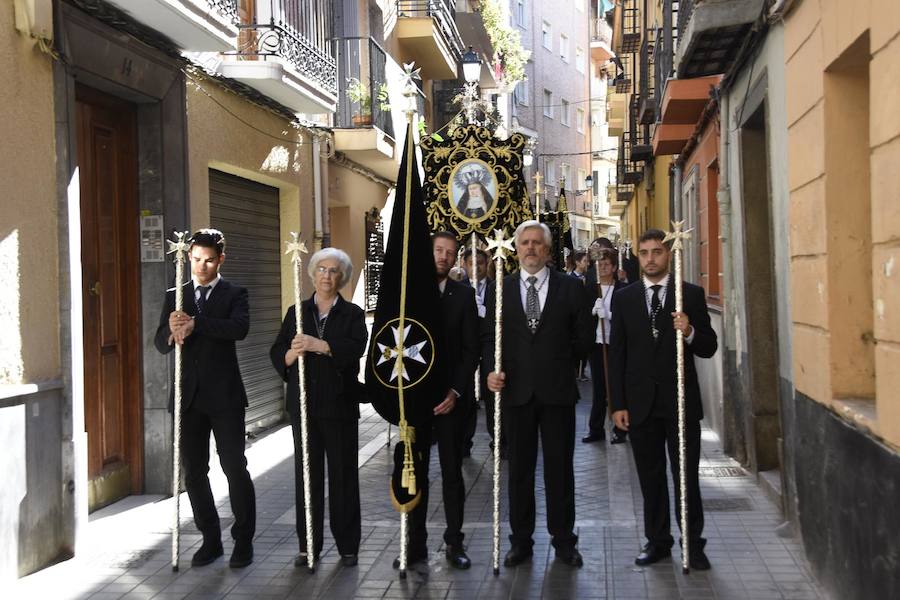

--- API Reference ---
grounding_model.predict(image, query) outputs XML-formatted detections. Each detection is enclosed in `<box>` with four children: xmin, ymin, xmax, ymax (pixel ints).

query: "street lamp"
<box><xmin>585</xmin><ymin>174</ymin><xmax>593</xmax><ymax>191</ymax></box>
<box><xmin>461</xmin><ymin>46</ymin><xmax>481</xmax><ymax>84</ymax></box>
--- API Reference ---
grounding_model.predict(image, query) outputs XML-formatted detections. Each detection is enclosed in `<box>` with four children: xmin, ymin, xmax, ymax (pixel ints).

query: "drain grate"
<box><xmin>699</xmin><ymin>466</ymin><xmax>746</xmax><ymax>478</ymax></box>
<box><xmin>110</xmin><ymin>549</ymin><xmax>159</xmax><ymax>569</ymax></box>
<box><xmin>704</xmin><ymin>498</ymin><xmax>754</xmax><ymax>512</ymax></box>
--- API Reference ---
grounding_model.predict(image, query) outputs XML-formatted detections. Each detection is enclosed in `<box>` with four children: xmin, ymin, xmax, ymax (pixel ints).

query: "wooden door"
<box><xmin>76</xmin><ymin>85</ymin><xmax>143</xmax><ymax>511</ymax></box>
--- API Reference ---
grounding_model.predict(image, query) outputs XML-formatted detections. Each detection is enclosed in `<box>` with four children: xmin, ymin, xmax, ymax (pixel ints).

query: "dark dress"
<box><xmin>269</xmin><ymin>294</ymin><xmax>368</xmax><ymax>557</ymax></box>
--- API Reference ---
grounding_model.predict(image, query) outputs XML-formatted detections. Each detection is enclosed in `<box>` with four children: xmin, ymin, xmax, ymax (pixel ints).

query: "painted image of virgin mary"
<box><xmin>453</xmin><ymin>163</ymin><xmax>496</xmax><ymax>220</ymax></box>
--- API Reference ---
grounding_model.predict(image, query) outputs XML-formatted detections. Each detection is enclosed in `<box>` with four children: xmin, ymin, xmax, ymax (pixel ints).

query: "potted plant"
<box><xmin>346</xmin><ymin>79</ymin><xmax>391</xmax><ymax>127</ymax></box>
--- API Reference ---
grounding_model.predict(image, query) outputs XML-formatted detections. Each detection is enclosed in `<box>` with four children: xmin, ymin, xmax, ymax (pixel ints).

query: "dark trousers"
<box><xmin>413</xmin><ymin>400</ymin><xmax>471</xmax><ymax>551</ymax></box>
<box><xmin>463</xmin><ymin>392</ymin><xmax>477</xmax><ymax>454</ymax></box>
<box><xmin>588</xmin><ymin>343</ymin><xmax>627</xmax><ymax>438</ymax></box>
<box><xmin>181</xmin><ymin>404</ymin><xmax>256</xmax><ymax>544</ymax></box>
<box><xmin>628</xmin><ymin>414</ymin><xmax>705</xmax><ymax>551</ymax></box>
<box><xmin>292</xmin><ymin>415</ymin><xmax>361</xmax><ymax>556</ymax></box>
<box><xmin>507</xmin><ymin>401</ymin><xmax>577</xmax><ymax>551</ymax></box>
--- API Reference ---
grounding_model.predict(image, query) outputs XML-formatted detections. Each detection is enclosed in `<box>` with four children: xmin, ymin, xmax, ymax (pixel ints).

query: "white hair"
<box><xmin>514</xmin><ymin>220</ymin><xmax>552</xmax><ymax>247</ymax></box>
<box><xmin>308</xmin><ymin>247</ymin><xmax>354</xmax><ymax>290</ymax></box>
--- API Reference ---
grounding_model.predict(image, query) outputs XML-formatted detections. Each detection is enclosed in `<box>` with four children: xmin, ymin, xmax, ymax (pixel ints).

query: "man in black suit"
<box><xmin>154</xmin><ymin>229</ymin><xmax>256</xmax><ymax>569</ymax></box>
<box><xmin>608</xmin><ymin>228</ymin><xmax>718</xmax><ymax>571</ymax></box>
<box><xmin>486</xmin><ymin>220</ymin><xmax>594</xmax><ymax>568</ymax></box>
<box><xmin>395</xmin><ymin>232</ymin><xmax>479</xmax><ymax>570</ymax></box>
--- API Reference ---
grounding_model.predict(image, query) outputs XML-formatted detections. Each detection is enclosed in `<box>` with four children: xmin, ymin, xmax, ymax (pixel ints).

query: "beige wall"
<box><xmin>185</xmin><ymin>77</ymin><xmax>317</xmax><ymax>314</ymax></box>
<box><xmin>785</xmin><ymin>0</ymin><xmax>900</xmax><ymax>446</ymax></box>
<box><xmin>327</xmin><ymin>163</ymin><xmax>390</xmax><ymax>304</ymax></box>
<box><xmin>0</xmin><ymin>10</ymin><xmax>59</xmax><ymax>385</ymax></box>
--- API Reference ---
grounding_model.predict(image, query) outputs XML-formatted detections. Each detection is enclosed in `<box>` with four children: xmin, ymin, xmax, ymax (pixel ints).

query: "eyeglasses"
<box><xmin>315</xmin><ymin>266</ymin><xmax>341</xmax><ymax>276</ymax></box>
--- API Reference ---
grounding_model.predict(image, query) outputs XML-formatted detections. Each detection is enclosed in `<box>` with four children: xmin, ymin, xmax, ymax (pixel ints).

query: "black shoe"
<box><xmin>445</xmin><ymin>545</ymin><xmax>471</xmax><ymax>570</ymax></box>
<box><xmin>392</xmin><ymin>552</ymin><xmax>428</xmax><ymax>569</ymax></box>
<box><xmin>610</xmin><ymin>432</ymin><xmax>628</xmax><ymax>445</ymax></box>
<box><xmin>555</xmin><ymin>547</ymin><xmax>584</xmax><ymax>567</ymax></box>
<box><xmin>634</xmin><ymin>544</ymin><xmax>671</xmax><ymax>566</ymax></box>
<box><xmin>503</xmin><ymin>546</ymin><xmax>533</xmax><ymax>567</ymax></box>
<box><xmin>582</xmin><ymin>431</ymin><xmax>606</xmax><ymax>443</ymax></box>
<box><xmin>689</xmin><ymin>549</ymin><xmax>711</xmax><ymax>570</ymax></box>
<box><xmin>341</xmin><ymin>554</ymin><xmax>359</xmax><ymax>567</ymax></box>
<box><xmin>293</xmin><ymin>552</ymin><xmax>320</xmax><ymax>567</ymax></box>
<box><xmin>229</xmin><ymin>540</ymin><xmax>253</xmax><ymax>568</ymax></box>
<box><xmin>191</xmin><ymin>538</ymin><xmax>224</xmax><ymax>567</ymax></box>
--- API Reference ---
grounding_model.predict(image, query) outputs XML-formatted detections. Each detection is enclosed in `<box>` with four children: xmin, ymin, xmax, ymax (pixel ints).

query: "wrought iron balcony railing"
<box><xmin>620</xmin><ymin>0</ymin><xmax>641</xmax><ymax>53</ymax></box>
<box><xmin>677</xmin><ymin>0</ymin><xmax>694</xmax><ymax>40</ymax></box>
<box><xmin>334</xmin><ymin>37</ymin><xmax>394</xmax><ymax>137</ymax></box>
<box><xmin>614</xmin><ymin>53</ymin><xmax>633</xmax><ymax>94</ymax></box>
<box><xmin>209</xmin><ymin>0</ymin><xmax>238</xmax><ymax>23</ymax></box>
<box><xmin>233</xmin><ymin>0</ymin><xmax>337</xmax><ymax>95</ymax></box>
<box><xmin>638</xmin><ymin>28</ymin><xmax>656</xmax><ymax>124</ymax></box>
<box><xmin>396</xmin><ymin>0</ymin><xmax>465</xmax><ymax>59</ymax></box>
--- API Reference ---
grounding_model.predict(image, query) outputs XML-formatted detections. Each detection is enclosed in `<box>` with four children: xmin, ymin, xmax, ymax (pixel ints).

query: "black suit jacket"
<box><xmin>608</xmin><ymin>276</ymin><xmax>717</xmax><ymax>426</ymax></box>
<box><xmin>154</xmin><ymin>279</ymin><xmax>250</xmax><ymax>414</ymax></box>
<box><xmin>269</xmin><ymin>295</ymin><xmax>368</xmax><ymax>421</ymax></box>
<box><xmin>484</xmin><ymin>269</ymin><xmax>594</xmax><ymax>407</ymax></box>
<box><xmin>440</xmin><ymin>278</ymin><xmax>480</xmax><ymax>402</ymax></box>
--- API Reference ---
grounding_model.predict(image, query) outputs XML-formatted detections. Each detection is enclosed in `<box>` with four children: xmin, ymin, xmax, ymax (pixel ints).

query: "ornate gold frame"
<box><xmin>421</xmin><ymin>125</ymin><xmax>534</xmax><ymax>238</ymax></box>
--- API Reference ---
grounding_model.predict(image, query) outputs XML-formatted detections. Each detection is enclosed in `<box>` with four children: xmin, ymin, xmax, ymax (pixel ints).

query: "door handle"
<box><xmin>89</xmin><ymin>281</ymin><xmax>102</xmax><ymax>296</ymax></box>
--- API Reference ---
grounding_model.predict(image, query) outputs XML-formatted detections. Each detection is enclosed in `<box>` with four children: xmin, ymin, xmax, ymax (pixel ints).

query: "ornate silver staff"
<box><xmin>533</xmin><ymin>171</ymin><xmax>543</xmax><ymax>222</ymax></box>
<box><xmin>664</xmin><ymin>221</ymin><xmax>692</xmax><ymax>574</ymax></box>
<box><xmin>486</xmin><ymin>228</ymin><xmax>514</xmax><ymax>575</ymax></box>
<box><xmin>166</xmin><ymin>230</ymin><xmax>190</xmax><ymax>571</ymax></box>
<box><xmin>286</xmin><ymin>232</ymin><xmax>316</xmax><ymax>573</ymax></box>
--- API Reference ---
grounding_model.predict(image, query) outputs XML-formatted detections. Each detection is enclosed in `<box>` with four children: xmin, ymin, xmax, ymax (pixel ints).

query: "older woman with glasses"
<box><xmin>269</xmin><ymin>247</ymin><xmax>368</xmax><ymax>568</ymax></box>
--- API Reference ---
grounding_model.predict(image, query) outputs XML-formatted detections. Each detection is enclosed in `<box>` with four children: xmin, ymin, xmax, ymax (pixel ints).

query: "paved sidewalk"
<box><xmin>13</xmin><ymin>381</ymin><xmax>827</xmax><ymax>599</ymax></box>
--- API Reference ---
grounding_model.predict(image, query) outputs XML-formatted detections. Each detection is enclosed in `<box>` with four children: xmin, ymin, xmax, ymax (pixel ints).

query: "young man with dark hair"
<box><xmin>395</xmin><ymin>232</ymin><xmax>479</xmax><ymax>570</ymax></box>
<box><xmin>608</xmin><ymin>228</ymin><xmax>718</xmax><ymax>571</ymax></box>
<box><xmin>154</xmin><ymin>228</ymin><xmax>256</xmax><ymax>568</ymax></box>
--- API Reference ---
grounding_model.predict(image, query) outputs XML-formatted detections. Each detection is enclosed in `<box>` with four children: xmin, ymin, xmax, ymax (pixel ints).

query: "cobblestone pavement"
<box><xmin>14</xmin><ymin>381</ymin><xmax>827</xmax><ymax>599</ymax></box>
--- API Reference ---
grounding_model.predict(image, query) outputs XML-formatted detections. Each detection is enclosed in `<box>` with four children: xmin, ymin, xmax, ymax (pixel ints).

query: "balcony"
<box><xmin>618</xmin><ymin>139</ymin><xmax>643</xmax><ymax>185</ymax></box>
<box><xmin>675</xmin><ymin>0</ymin><xmax>765</xmax><ymax>78</ymax></box>
<box><xmin>613</xmin><ymin>0</ymin><xmax>641</xmax><ymax>54</ymax></box>
<box><xmin>105</xmin><ymin>0</ymin><xmax>238</xmax><ymax>50</ymax></box>
<box><xmin>652</xmin><ymin>74</ymin><xmax>720</xmax><ymax>155</ymax></box>
<box><xmin>393</xmin><ymin>1</ymin><xmax>464</xmax><ymax>81</ymax></box>
<box><xmin>591</xmin><ymin>17</ymin><xmax>613</xmax><ymax>62</ymax></box>
<box><xmin>219</xmin><ymin>1</ymin><xmax>337</xmax><ymax>114</ymax></box>
<box><xmin>333</xmin><ymin>38</ymin><xmax>397</xmax><ymax>181</ymax></box>
<box><xmin>613</xmin><ymin>53</ymin><xmax>633</xmax><ymax>94</ymax></box>
<box><xmin>637</xmin><ymin>29</ymin><xmax>656</xmax><ymax>125</ymax></box>
<box><xmin>610</xmin><ymin>184</ymin><xmax>632</xmax><ymax>216</ymax></box>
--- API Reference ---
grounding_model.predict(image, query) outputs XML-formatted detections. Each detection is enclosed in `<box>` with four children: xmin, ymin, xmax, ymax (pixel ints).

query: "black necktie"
<box><xmin>650</xmin><ymin>284</ymin><xmax>661</xmax><ymax>338</ymax></box>
<box><xmin>196</xmin><ymin>285</ymin><xmax>210</xmax><ymax>314</ymax></box>
<box><xmin>526</xmin><ymin>276</ymin><xmax>540</xmax><ymax>333</ymax></box>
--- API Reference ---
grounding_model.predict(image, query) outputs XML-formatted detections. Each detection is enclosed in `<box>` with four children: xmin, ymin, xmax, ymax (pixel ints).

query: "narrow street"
<box><xmin>14</xmin><ymin>380</ymin><xmax>824</xmax><ymax>600</ymax></box>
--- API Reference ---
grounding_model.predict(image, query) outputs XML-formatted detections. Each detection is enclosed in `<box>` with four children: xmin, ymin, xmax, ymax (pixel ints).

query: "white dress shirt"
<box><xmin>642</xmin><ymin>274</ymin><xmax>694</xmax><ymax>344</ymax></box>
<box><xmin>193</xmin><ymin>273</ymin><xmax>221</xmax><ymax>304</ymax></box>
<box><xmin>519</xmin><ymin>266</ymin><xmax>550</xmax><ymax>313</ymax></box>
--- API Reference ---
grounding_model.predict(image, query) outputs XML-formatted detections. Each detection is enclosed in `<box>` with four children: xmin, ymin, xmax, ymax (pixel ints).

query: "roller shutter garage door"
<box><xmin>209</xmin><ymin>169</ymin><xmax>284</xmax><ymax>431</ymax></box>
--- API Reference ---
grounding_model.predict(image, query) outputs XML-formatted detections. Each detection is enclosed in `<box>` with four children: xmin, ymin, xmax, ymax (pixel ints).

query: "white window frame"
<box><xmin>576</xmin><ymin>107</ymin><xmax>585</xmax><ymax>133</ymax></box>
<box><xmin>516</xmin><ymin>0</ymin><xmax>526</xmax><ymax>27</ymax></box>
<box><xmin>575</xmin><ymin>46</ymin><xmax>585</xmax><ymax>73</ymax></box>
<box><xmin>518</xmin><ymin>77</ymin><xmax>530</xmax><ymax>106</ymax></box>
<box><xmin>682</xmin><ymin>166</ymin><xmax>701</xmax><ymax>284</ymax></box>
<box><xmin>561</xmin><ymin>163</ymin><xmax>571</xmax><ymax>189</ymax></box>
<box><xmin>561</xmin><ymin>99</ymin><xmax>570</xmax><ymax>126</ymax></box>
<box><xmin>542</xmin><ymin>21</ymin><xmax>552</xmax><ymax>50</ymax></box>
<box><xmin>560</xmin><ymin>34</ymin><xmax>569</xmax><ymax>62</ymax></box>
<box><xmin>543</xmin><ymin>89</ymin><xmax>553</xmax><ymax>118</ymax></box>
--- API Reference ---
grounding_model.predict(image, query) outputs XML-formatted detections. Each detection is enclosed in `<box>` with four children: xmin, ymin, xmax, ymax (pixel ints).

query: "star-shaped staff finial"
<box><xmin>663</xmin><ymin>220</ymin><xmax>693</xmax><ymax>251</ymax></box>
<box><xmin>486</xmin><ymin>229</ymin><xmax>515</xmax><ymax>262</ymax></box>
<box><xmin>285</xmin><ymin>232</ymin><xmax>308</xmax><ymax>265</ymax></box>
<box><xmin>167</xmin><ymin>230</ymin><xmax>191</xmax><ymax>263</ymax></box>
